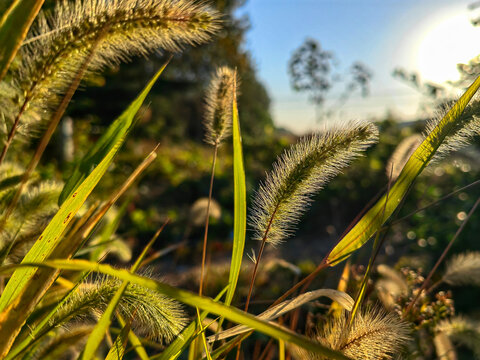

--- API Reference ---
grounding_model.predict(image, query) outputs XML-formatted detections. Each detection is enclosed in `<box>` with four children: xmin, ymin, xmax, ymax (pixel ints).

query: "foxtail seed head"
<box><xmin>52</xmin><ymin>275</ymin><xmax>187</xmax><ymax>343</ymax></box>
<box><xmin>436</xmin><ymin>316</ymin><xmax>480</xmax><ymax>356</ymax></box>
<box><xmin>386</xmin><ymin>134</ymin><xmax>422</xmax><ymax>181</ymax></box>
<box><xmin>203</xmin><ymin>66</ymin><xmax>237</xmax><ymax>145</ymax></box>
<box><xmin>420</xmin><ymin>99</ymin><xmax>480</xmax><ymax>164</ymax></box>
<box><xmin>250</xmin><ymin>121</ymin><xmax>378</xmax><ymax>245</ymax></box>
<box><xmin>291</xmin><ymin>309</ymin><xmax>410</xmax><ymax>360</ymax></box>
<box><xmin>0</xmin><ymin>0</ymin><xmax>221</xmax><ymax>140</ymax></box>
<box><xmin>443</xmin><ymin>251</ymin><xmax>480</xmax><ymax>287</ymax></box>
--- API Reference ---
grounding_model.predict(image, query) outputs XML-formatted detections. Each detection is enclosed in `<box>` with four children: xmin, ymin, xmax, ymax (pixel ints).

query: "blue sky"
<box><xmin>238</xmin><ymin>0</ymin><xmax>478</xmax><ymax>133</ymax></box>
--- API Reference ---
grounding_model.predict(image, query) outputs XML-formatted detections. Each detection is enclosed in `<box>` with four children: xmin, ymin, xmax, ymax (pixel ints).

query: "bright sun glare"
<box><xmin>417</xmin><ymin>13</ymin><xmax>480</xmax><ymax>84</ymax></box>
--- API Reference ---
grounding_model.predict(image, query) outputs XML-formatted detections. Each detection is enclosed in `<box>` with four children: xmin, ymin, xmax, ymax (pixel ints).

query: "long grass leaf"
<box><xmin>327</xmin><ymin>76</ymin><xmax>480</xmax><ymax>266</ymax></box>
<box><xmin>0</xmin><ymin>0</ymin><xmax>44</xmax><ymax>81</ymax></box>
<box><xmin>155</xmin><ymin>286</ymin><xmax>229</xmax><ymax>360</ymax></box>
<box><xmin>226</xmin><ymin>72</ymin><xmax>246</xmax><ymax>307</ymax></box>
<box><xmin>59</xmin><ymin>59</ymin><xmax>169</xmax><ymax>205</ymax></box>
<box><xmin>82</xmin><ymin>220</ymin><xmax>167</xmax><ymax>360</ymax></box>
<box><xmin>117</xmin><ymin>314</ymin><xmax>150</xmax><ymax>360</ymax></box>
<box><xmin>0</xmin><ymin>66</ymin><xmax>164</xmax><ymax>312</ymax></box>
<box><xmin>105</xmin><ymin>319</ymin><xmax>132</xmax><ymax>360</ymax></box>
<box><xmin>28</xmin><ymin>259</ymin><xmax>351</xmax><ymax>360</ymax></box>
<box><xmin>207</xmin><ymin>289</ymin><xmax>353</xmax><ymax>342</ymax></box>
<box><xmin>4</xmin><ymin>271</ymin><xmax>91</xmax><ymax>360</ymax></box>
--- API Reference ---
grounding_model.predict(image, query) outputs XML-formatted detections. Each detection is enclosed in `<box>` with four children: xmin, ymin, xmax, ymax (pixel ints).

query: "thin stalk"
<box><xmin>406</xmin><ymin>195</ymin><xmax>480</xmax><ymax>313</ymax></box>
<box><xmin>258</xmin><ymin>339</ymin><xmax>274</xmax><ymax>360</ymax></box>
<box><xmin>0</xmin><ymin>29</ymin><xmax>105</xmax><ymax>230</ymax></box>
<box><xmin>0</xmin><ymin>99</ymin><xmax>29</xmax><ymax>164</ymax></box>
<box><xmin>347</xmin><ymin>165</ymin><xmax>394</xmax><ymax>326</ymax></box>
<box><xmin>388</xmin><ymin>178</ymin><xmax>480</xmax><ymax>227</ymax></box>
<box><xmin>199</xmin><ymin>143</ymin><xmax>218</xmax><ymax>296</ymax></box>
<box><xmin>235</xmin><ymin>207</ymin><xmax>278</xmax><ymax>360</ymax></box>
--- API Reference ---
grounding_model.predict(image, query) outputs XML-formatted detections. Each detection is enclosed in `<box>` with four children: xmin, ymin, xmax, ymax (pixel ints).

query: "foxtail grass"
<box><xmin>249</xmin><ymin>121</ymin><xmax>378</xmax><ymax>246</ymax></box>
<box><xmin>291</xmin><ymin>309</ymin><xmax>410</xmax><ymax>360</ymax></box>
<box><xmin>0</xmin><ymin>0</ymin><xmax>220</xmax><ymax>163</ymax></box>
<box><xmin>443</xmin><ymin>251</ymin><xmax>480</xmax><ymax>287</ymax></box>
<box><xmin>199</xmin><ymin>67</ymin><xmax>237</xmax><ymax>296</ymax></box>
<box><xmin>235</xmin><ymin>121</ymin><xmax>377</xmax><ymax>360</ymax></box>
<box><xmin>245</xmin><ymin>122</ymin><xmax>378</xmax><ymax>308</ymax></box>
<box><xmin>436</xmin><ymin>316</ymin><xmax>480</xmax><ymax>357</ymax></box>
<box><xmin>52</xmin><ymin>275</ymin><xmax>187</xmax><ymax>343</ymax></box>
<box><xmin>386</xmin><ymin>134</ymin><xmax>422</xmax><ymax>181</ymax></box>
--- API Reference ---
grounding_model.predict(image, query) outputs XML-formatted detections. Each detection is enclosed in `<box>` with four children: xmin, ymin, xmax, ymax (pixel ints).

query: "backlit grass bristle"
<box><xmin>420</xmin><ymin>99</ymin><xmax>480</xmax><ymax>164</ymax></box>
<box><xmin>437</xmin><ymin>316</ymin><xmax>480</xmax><ymax>357</ymax></box>
<box><xmin>386</xmin><ymin>134</ymin><xmax>422</xmax><ymax>181</ymax></box>
<box><xmin>0</xmin><ymin>175</ymin><xmax>62</xmax><ymax>263</ymax></box>
<box><xmin>30</xmin><ymin>325</ymin><xmax>93</xmax><ymax>360</ymax></box>
<box><xmin>204</xmin><ymin>66</ymin><xmax>238</xmax><ymax>145</ymax></box>
<box><xmin>250</xmin><ymin>121</ymin><xmax>378</xmax><ymax>245</ymax></box>
<box><xmin>0</xmin><ymin>0</ymin><xmax>221</xmax><ymax>140</ymax></box>
<box><xmin>291</xmin><ymin>308</ymin><xmax>410</xmax><ymax>360</ymax></box>
<box><xmin>52</xmin><ymin>275</ymin><xmax>187</xmax><ymax>343</ymax></box>
<box><xmin>443</xmin><ymin>251</ymin><xmax>480</xmax><ymax>287</ymax></box>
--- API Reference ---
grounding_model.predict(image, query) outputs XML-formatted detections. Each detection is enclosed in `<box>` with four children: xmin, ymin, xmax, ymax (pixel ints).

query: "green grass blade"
<box><xmin>105</xmin><ymin>319</ymin><xmax>131</xmax><ymax>360</ymax></box>
<box><xmin>154</xmin><ymin>286</ymin><xmax>229</xmax><ymax>360</ymax></box>
<box><xmin>226</xmin><ymin>73</ymin><xmax>246</xmax><ymax>308</ymax></box>
<box><xmin>327</xmin><ymin>76</ymin><xmax>480</xmax><ymax>266</ymax></box>
<box><xmin>82</xmin><ymin>222</ymin><xmax>165</xmax><ymax>360</ymax></box>
<box><xmin>32</xmin><ymin>259</ymin><xmax>351</xmax><ymax>360</ymax></box>
<box><xmin>0</xmin><ymin>67</ymin><xmax>165</xmax><ymax>313</ymax></box>
<box><xmin>59</xmin><ymin>59</ymin><xmax>169</xmax><ymax>205</ymax></box>
<box><xmin>0</xmin><ymin>0</ymin><xmax>44</xmax><ymax>81</ymax></box>
<box><xmin>90</xmin><ymin>199</ymin><xmax>130</xmax><ymax>261</ymax></box>
<box><xmin>208</xmin><ymin>289</ymin><xmax>354</xmax><ymax>342</ymax></box>
<box><xmin>4</xmin><ymin>271</ymin><xmax>91</xmax><ymax>360</ymax></box>
<box><xmin>117</xmin><ymin>314</ymin><xmax>150</xmax><ymax>360</ymax></box>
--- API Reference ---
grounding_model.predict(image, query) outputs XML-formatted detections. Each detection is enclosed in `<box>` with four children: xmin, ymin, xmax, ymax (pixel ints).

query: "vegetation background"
<box><xmin>3</xmin><ymin>0</ymin><xmax>480</xmax><ymax>358</ymax></box>
<box><xmin>33</xmin><ymin>0</ymin><xmax>480</xmax><ymax>332</ymax></box>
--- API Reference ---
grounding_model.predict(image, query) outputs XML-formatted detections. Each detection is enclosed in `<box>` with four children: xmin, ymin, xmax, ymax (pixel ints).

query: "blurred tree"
<box><xmin>392</xmin><ymin>68</ymin><xmax>445</xmax><ymax>99</ymax></box>
<box><xmin>289</xmin><ymin>38</ymin><xmax>335</xmax><ymax>106</ymax></box>
<box><xmin>288</xmin><ymin>38</ymin><xmax>372</xmax><ymax>121</ymax></box>
<box><xmin>66</xmin><ymin>0</ymin><xmax>274</xmax><ymax>145</ymax></box>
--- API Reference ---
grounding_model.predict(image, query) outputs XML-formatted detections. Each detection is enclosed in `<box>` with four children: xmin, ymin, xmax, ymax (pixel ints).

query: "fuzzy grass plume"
<box><xmin>437</xmin><ymin>316</ymin><xmax>480</xmax><ymax>357</ymax></box>
<box><xmin>443</xmin><ymin>251</ymin><xmax>480</xmax><ymax>287</ymax></box>
<box><xmin>203</xmin><ymin>66</ymin><xmax>237</xmax><ymax>145</ymax></box>
<box><xmin>250</xmin><ymin>121</ymin><xmax>378</xmax><ymax>245</ymax></box>
<box><xmin>386</xmin><ymin>134</ymin><xmax>423</xmax><ymax>181</ymax></box>
<box><xmin>291</xmin><ymin>309</ymin><xmax>410</xmax><ymax>360</ymax></box>
<box><xmin>52</xmin><ymin>275</ymin><xmax>187</xmax><ymax>343</ymax></box>
<box><xmin>0</xmin><ymin>0</ymin><xmax>221</xmax><ymax>141</ymax></box>
<box><xmin>0</xmin><ymin>165</ymin><xmax>62</xmax><ymax>263</ymax></box>
<box><xmin>421</xmin><ymin>99</ymin><xmax>480</xmax><ymax>164</ymax></box>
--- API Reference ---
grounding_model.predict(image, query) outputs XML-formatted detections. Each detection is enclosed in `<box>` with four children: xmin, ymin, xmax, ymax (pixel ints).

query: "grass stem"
<box><xmin>199</xmin><ymin>143</ymin><xmax>218</xmax><ymax>296</ymax></box>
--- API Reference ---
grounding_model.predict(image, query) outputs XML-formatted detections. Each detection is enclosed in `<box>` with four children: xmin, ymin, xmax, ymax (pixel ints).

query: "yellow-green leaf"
<box><xmin>0</xmin><ymin>67</ymin><xmax>165</xmax><ymax>313</ymax></box>
<box><xmin>59</xmin><ymin>60</ymin><xmax>168</xmax><ymax>205</ymax></box>
<box><xmin>34</xmin><ymin>259</ymin><xmax>351</xmax><ymax>360</ymax></box>
<box><xmin>105</xmin><ymin>320</ymin><xmax>131</xmax><ymax>360</ymax></box>
<box><xmin>327</xmin><ymin>76</ymin><xmax>480</xmax><ymax>266</ymax></box>
<box><xmin>0</xmin><ymin>0</ymin><xmax>44</xmax><ymax>81</ymax></box>
<box><xmin>226</xmin><ymin>73</ymin><xmax>246</xmax><ymax>307</ymax></box>
<box><xmin>155</xmin><ymin>286</ymin><xmax>229</xmax><ymax>360</ymax></box>
<box><xmin>82</xmin><ymin>217</ymin><xmax>165</xmax><ymax>360</ymax></box>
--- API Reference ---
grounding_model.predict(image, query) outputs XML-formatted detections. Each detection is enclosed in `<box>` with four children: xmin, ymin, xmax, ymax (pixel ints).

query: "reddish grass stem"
<box><xmin>199</xmin><ymin>143</ymin><xmax>218</xmax><ymax>296</ymax></box>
